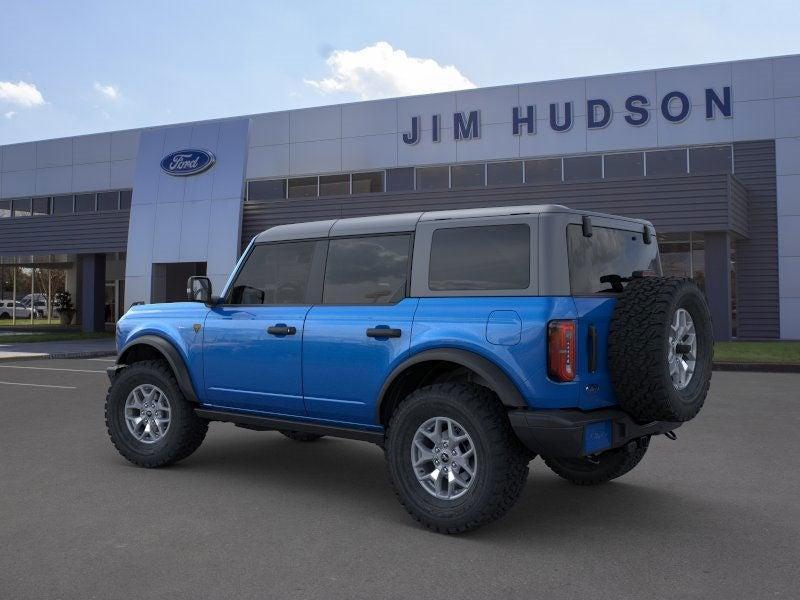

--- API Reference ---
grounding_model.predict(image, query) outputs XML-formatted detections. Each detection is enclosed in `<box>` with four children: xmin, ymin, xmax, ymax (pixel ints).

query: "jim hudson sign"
<box><xmin>401</xmin><ymin>86</ymin><xmax>732</xmax><ymax>145</ymax></box>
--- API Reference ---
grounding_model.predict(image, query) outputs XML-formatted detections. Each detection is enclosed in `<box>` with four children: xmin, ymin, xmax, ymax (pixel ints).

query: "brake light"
<box><xmin>548</xmin><ymin>320</ymin><xmax>576</xmax><ymax>382</ymax></box>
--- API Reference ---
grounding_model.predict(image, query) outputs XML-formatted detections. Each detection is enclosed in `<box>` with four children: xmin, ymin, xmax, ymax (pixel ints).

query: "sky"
<box><xmin>1</xmin><ymin>0</ymin><xmax>799</xmax><ymax>145</ymax></box>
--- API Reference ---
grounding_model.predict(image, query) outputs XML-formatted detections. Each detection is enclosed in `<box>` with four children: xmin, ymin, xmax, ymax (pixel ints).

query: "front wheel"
<box><xmin>543</xmin><ymin>436</ymin><xmax>650</xmax><ymax>485</ymax></box>
<box><xmin>386</xmin><ymin>383</ymin><xmax>530</xmax><ymax>534</ymax></box>
<box><xmin>105</xmin><ymin>360</ymin><xmax>208</xmax><ymax>468</ymax></box>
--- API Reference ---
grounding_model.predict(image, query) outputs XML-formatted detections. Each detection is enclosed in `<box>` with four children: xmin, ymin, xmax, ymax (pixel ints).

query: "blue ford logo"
<box><xmin>160</xmin><ymin>149</ymin><xmax>215</xmax><ymax>176</ymax></box>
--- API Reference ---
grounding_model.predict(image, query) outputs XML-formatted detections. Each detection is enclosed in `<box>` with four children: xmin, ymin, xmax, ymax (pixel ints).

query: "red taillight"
<box><xmin>548</xmin><ymin>320</ymin><xmax>576</xmax><ymax>382</ymax></box>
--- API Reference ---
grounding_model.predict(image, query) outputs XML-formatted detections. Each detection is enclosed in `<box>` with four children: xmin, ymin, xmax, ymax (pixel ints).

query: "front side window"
<box><xmin>228</xmin><ymin>241</ymin><xmax>317</xmax><ymax>305</ymax></box>
<box><xmin>429</xmin><ymin>224</ymin><xmax>530</xmax><ymax>291</ymax></box>
<box><xmin>323</xmin><ymin>235</ymin><xmax>410</xmax><ymax>304</ymax></box>
<box><xmin>567</xmin><ymin>224</ymin><xmax>661</xmax><ymax>294</ymax></box>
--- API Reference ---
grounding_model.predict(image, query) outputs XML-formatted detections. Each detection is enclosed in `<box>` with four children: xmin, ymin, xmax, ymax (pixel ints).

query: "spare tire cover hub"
<box><xmin>668</xmin><ymin>308</ymin><xmax>697</xmax><ymax>390</ymax></box>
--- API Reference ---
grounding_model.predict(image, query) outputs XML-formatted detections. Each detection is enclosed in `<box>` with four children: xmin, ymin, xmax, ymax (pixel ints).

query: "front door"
<box><xmin>302</xmin><ymin>234</ymin><xmax>416</xmax><ymax>426</ymax></box>
<box><xmin>203</xmin><ymin>240</ymin><xmax>325</xmax><ymax>416</ymax></box>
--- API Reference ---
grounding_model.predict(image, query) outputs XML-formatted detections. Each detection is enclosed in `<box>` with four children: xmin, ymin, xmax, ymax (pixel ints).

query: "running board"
<box><xmin>194</xmin><ymin>408</ymin><xmax>385</xmax><ymax>445</ymax></box>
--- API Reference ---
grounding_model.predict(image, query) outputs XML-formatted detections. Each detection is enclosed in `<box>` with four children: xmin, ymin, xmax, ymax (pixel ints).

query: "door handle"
<box><xmin>267</xmin><ymin>324</ymin><xmax>297</xmax><ymax>336</ymax></box>
<box><xmin>366</xmin><ymin>327</ymin><xmax>402</xmax><ymax>339</ymax></box>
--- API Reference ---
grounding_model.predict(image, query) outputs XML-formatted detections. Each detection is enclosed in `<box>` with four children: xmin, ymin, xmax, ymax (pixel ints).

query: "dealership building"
<box><xmin>1</xmin><ymin>54</ymin><xmax>799</xmax><ymax>340</ymax></box>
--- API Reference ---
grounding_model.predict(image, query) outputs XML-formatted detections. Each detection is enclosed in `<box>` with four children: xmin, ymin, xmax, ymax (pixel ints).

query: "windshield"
<box><xmin>567</xmin><ymin>224</ymin><xmax>661</xmax><ymax>294</ymax></box>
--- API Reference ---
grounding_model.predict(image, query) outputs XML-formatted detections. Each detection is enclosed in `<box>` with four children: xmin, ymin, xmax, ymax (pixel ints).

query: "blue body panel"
<box><xmin>116</xmin><ymin>294</ymin><xmax>619</xmax><ymax>429</ymax></box>
<box><xmin>302</xmin><ymin>298</ymin><xmax>419</xmax><ymax>425</ymax></box>
<box><xmin>202</xmin><ymin>305</ymin><xmax>310</xmax><ymax>415</ymax></box>
<box><xmin>116</xmin><ymin>302</ymin><xmax>210</xmax><ymax>396</ymax></box>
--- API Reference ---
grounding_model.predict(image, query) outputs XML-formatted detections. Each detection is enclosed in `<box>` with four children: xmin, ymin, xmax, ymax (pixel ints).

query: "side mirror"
<box><xmin>187</xmin><ymin>276</ymin><xmax>213</xmax><ymax>303</ymax></box>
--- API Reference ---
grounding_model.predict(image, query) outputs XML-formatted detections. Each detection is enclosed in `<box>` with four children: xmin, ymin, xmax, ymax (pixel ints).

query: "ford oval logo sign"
<box><xmin>160</xmin><ymin>149</ymin><xmax>215</xmax><ymax>176</ymax></box>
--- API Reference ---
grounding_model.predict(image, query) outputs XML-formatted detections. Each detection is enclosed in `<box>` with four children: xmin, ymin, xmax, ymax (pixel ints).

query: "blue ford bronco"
<box><xmin>106</xmin><ymin>204</ymin><xmax>712</xmax><ymax>533</ymax></box>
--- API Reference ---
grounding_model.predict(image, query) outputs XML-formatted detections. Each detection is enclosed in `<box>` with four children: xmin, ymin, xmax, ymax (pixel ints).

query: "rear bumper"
<box><xmin>508</xmin><ymin>407</ymin><xmax>681</xmax><ymax>458</ymax></box>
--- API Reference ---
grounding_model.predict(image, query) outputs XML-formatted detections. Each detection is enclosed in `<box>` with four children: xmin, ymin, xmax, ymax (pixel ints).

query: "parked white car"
<box><xmin>0</xmin><ymin>301</ymin><xmax>32</xmax><ymax>320</ymax></box>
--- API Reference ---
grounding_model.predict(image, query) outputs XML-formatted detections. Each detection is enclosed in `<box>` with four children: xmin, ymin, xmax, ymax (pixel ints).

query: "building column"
<box><xmin>704</xmin><ymin>232</ymin><xmax>732</xmax><ymax>341</ymax></box>
<box><xmin>80</xmin><ymin>254</ymin><xmax>106</xmax><ymax>333</ymax></box>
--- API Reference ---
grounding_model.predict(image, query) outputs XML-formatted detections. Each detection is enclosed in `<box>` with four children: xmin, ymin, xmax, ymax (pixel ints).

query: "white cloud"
<box><xmin>4</xmin><ymin>110</ymin><xmax>16</xmax><ymax>119</ymax></box>
<box><xmin>304</xmin><ymin>41</ymin><xmax>475</xmax><ymax>100</ymax></box>
<box><xmin>0</xmin><ymin>80</ymin><xmax>44</xmax><ymax>107</ymax></box>
<box><xmin>94</xmin><ymin>82</ymin><xmax>121</xmax><ymax>100</ymax></box>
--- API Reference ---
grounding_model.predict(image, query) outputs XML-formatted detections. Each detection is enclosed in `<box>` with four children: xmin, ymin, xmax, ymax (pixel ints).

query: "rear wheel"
<box><xmin>105</xmin><ymin>360</ymin><xmax>208</xmax><ymax>468</ymax></box>
<box><xmin>544</xmin><ymin>436</ymin><xmax>650</xmax><ymax>485</ymax></box>
<box><xmin>279</xmin><ymin>430</ymin><xmax>323</xmax><ymax>442</ymax></box>
<box><xmin>386</xmin><ymin>383</ymin><xmax>529</xmax><ymax>534</ymax></box>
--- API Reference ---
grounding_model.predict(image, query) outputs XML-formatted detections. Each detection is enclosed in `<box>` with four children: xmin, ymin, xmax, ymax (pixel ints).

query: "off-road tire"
<box><xmin>608</xmin><ymin>276</ymin><xmax>713</xmax><ymax>422</ymax></box>
<box><xmin>279</xmin><ymin>430</ymin><xmax>323</xmax><ymax>442</ymax></box>
<box><xmin>543</xmin><ymin>436</ymin><xmax>650</xmax><ymax>485</ymax></box>
<box><xmin>386</xmin><ymin>383</ymin><xmax>530</xmax><ymax>534</ymax></box>
<box><xmin>105</xmin><ymin>360</ymin><xmax>208</xmax><ymax>468</ymax></box>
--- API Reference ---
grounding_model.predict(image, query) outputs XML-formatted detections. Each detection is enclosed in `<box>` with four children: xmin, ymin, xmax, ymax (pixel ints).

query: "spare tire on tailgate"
<box><xmin>608</xmin><ymin>276</ymin><xmax>713</xmax><ymax>423</ymax></box>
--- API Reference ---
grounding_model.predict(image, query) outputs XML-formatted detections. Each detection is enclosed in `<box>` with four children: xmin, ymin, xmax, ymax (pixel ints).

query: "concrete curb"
<box><xmin>713</xmin><ymin>361</ymin><xmax>800</xmax><ymax>373</ymax></box>
<box><xmin>0</xmin><ymin>350</ymin><xmax>117</xmax><ymax>363</ymax></box>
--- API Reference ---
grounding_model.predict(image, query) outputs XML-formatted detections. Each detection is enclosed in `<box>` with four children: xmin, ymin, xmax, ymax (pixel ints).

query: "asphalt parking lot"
<box><xmin>1</xmin><ymin>358</ymin><xmax>799</xmax><ymax>599</ymax></box>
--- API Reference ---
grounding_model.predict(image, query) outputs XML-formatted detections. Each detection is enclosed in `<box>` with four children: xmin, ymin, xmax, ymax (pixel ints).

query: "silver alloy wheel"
<box><xmin>124</xmin><ymin>384</ymin><xmax>172</xmax><ymax>444</ymax></box>
<box><xmin>411</xmin><ymin>416</ymin><xmax>477</xmax><ymax>500</ymax></box>
<box><xmin>668</xmin><ymin>308</ymin><xmax>697</xmax><ymax>390</ymax></box>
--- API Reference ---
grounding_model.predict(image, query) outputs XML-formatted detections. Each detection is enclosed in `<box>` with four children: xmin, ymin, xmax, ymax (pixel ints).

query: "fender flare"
<box><xmin>376</xmin><ymin>348</ymin><xmax>527</xmax><ymax>420</ymax></box>
<box><xmin>117</xmin><ymin>334</ymin><xmax>200</xmax><ymax>404</ymax></box>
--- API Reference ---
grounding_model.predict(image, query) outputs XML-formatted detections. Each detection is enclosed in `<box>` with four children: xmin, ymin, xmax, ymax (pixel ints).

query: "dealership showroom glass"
<box><xmin>1</xmin><ymin>53</ymin><xmax>799</xmax><ymax>341</ymax></box>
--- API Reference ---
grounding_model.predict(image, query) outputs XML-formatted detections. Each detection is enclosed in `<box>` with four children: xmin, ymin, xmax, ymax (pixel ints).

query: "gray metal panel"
<box><xmin>731</xmin><ymin>140</ymin><xmax>779</xmax><ymax>339</ymax></box>
<box><xmin>242</xmin><ymin>173</ymin><xmax>742</xmax><ymax>250</ymax></box>
<box><xmin>0</xmin><ymin>210</ymin><xmax>130</xmax><ymax>256</ymax></box>
<box><xmin>329</xmin><ymin>211</ymin><xmax>422</xmax><ymax>237</ymax></box>
<box><xmin>728</xmin><ymin>177</ymin><xmax>750</xmax><ymax>238</ymax></box>
<box><xmin>254</xmin><ymin>219</ymin><xmax>336</xmax><ymax>243</ymax></box>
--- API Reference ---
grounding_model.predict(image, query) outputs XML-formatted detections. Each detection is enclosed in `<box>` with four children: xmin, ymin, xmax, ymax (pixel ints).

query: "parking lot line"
<box><xmin>0</xmin><ymin>380</ymin><xmax>77</xmax><ymax>389</ymax></box>
<box><xmin>87</xmin><ymin>358</ymin><xmax>117</xmax><ymax>363</ymax></box>
<box><xmin>0</xmin><ymin>365</ymin><xmax>107</xmax><ymax>374</ymax></box>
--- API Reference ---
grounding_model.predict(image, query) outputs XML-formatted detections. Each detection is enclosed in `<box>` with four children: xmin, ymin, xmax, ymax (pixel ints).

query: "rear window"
<box><xmin>567</xmin><ymin>224</ymin><xmax>661</xmax><ymax>294</ymax></box>
<box><xmin>429</xmin><ymin>224</ymin><xmax>530</xmax><ymax>291</ymax></box>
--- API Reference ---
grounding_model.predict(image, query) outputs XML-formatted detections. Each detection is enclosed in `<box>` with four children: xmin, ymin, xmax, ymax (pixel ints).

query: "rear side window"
<box><xmin>229</xmin><ymin>241</ymin><xmax>318</xmax><ymax>305</ymax></box>
<box><xmin>567</xmin><ymin>224</ymin><xmax>661</xmax><ymax>294</ymax></box>
<box><xmin>429</xmin><ymin>224</ymin><xmax>530</xmax><ymax>291</ymax></box>
<box><xmin>323</xmin><ymin>235</ymin><xmax>410</xmax><ymax>304</ymax></box>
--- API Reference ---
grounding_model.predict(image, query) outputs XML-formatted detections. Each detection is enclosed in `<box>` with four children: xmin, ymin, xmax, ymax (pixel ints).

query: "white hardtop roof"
<box><xmin>253</xmin><ymin>204</ymin><xmax>651</xmax><ymax>243</ymax></box>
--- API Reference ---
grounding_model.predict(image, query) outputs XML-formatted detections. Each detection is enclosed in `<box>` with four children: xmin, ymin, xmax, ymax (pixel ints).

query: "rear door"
<box><xmin>302</xmin><ymin>234</ymin><xmax>417</xmax><ymax>426</ymax></box>
<box><xmin>203</xmin><ymin>240</ymin><xmax>326</xmax><ymax>416</ymax></box>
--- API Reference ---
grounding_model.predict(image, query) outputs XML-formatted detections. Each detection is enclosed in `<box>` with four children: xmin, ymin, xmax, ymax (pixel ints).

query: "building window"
<box><xmin>604</xmin><ymin>152</ymin><xmax>644</xmax><ymax>178</ymax></box>
<box><xmin>120</xmin><ymin>190</ymin><xmax>132</xmax><ymax>210</ymax></box>
<box><xmin>451</xmin><ymin>163</ymin><xmax>485</xmax><ymax>188</ymax></box>
<box><xmin>319</xmin><ymin>174</ymin><xmax>350</xmax><ymax>196</ymax></box>
<box><xmin>416</xmin><ymin>166</ymin><xmax>450</xmax><ymax>191</ymax></box>
<box><xmin>249</xmin><ymin>179</ymin><xmax>286</xmax><ymax>202</ymax></box>
<box><xmin>98</xmin><ymin>191</ymin><xmax>119</xmax><ymax>211</ymax></box>
<box><xmin>12</xmin><ymin>198</ymin><xmax>32</xmax><ymax>218</ymax></box>
<box><xmin>52</xmin><ymin>195</ymin><xmax>74</xmax><ymax>214</ymax></box>
<box><xmin>646</xmin><ymin>149</ymin><xmax>687</xmax><ymax>176</ymax></box>
<box><xmin>74</xmin><ymin>194</ymin><xmax>96</xmax><ymax>212</ymax></box>
<box><xmin>352</xmin><ymin>171</ymin><xmax>384</xmax><ymax>194</ymax></box>
<box><xmin>0</xmin><ymin>200</ymin><xmax>10</xmax><ymax>218</ymax></box>
<box><xmin>32</xmin><ymin>197</ymin><xmax>50</xmax><ymax>216</ymax></box>
<box><xmin>487</xmin><ymin>161</ymin><xmax>523</xmax><ymax>186</ymax></box>
<box><xmin>564</xmin><ymin>155</ymin><xmax>602</xmax><ymax>181</ymax></box>
<box><xmin>287</xmin><ymin>177</ymin><xmax>318</xmax><ymax>198</ymax></box>
<box><xmin>323</xmin><ymin>235</ymin><xmax>410</xmax><ymax>305</ymax></box>
<box><xmin>524</xmin><ymin>158</ymin><xmax>562</xmax><ymax>184</ymax></box>
<box><xmin>386</xmin><ymin>167</ymin><xmax>415</xmax><ymax>192</ymax></box>
<box><xmin>690</xmin><ymin>146</ymin><xmax>732</xmax><ymax>174</ymax></box>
